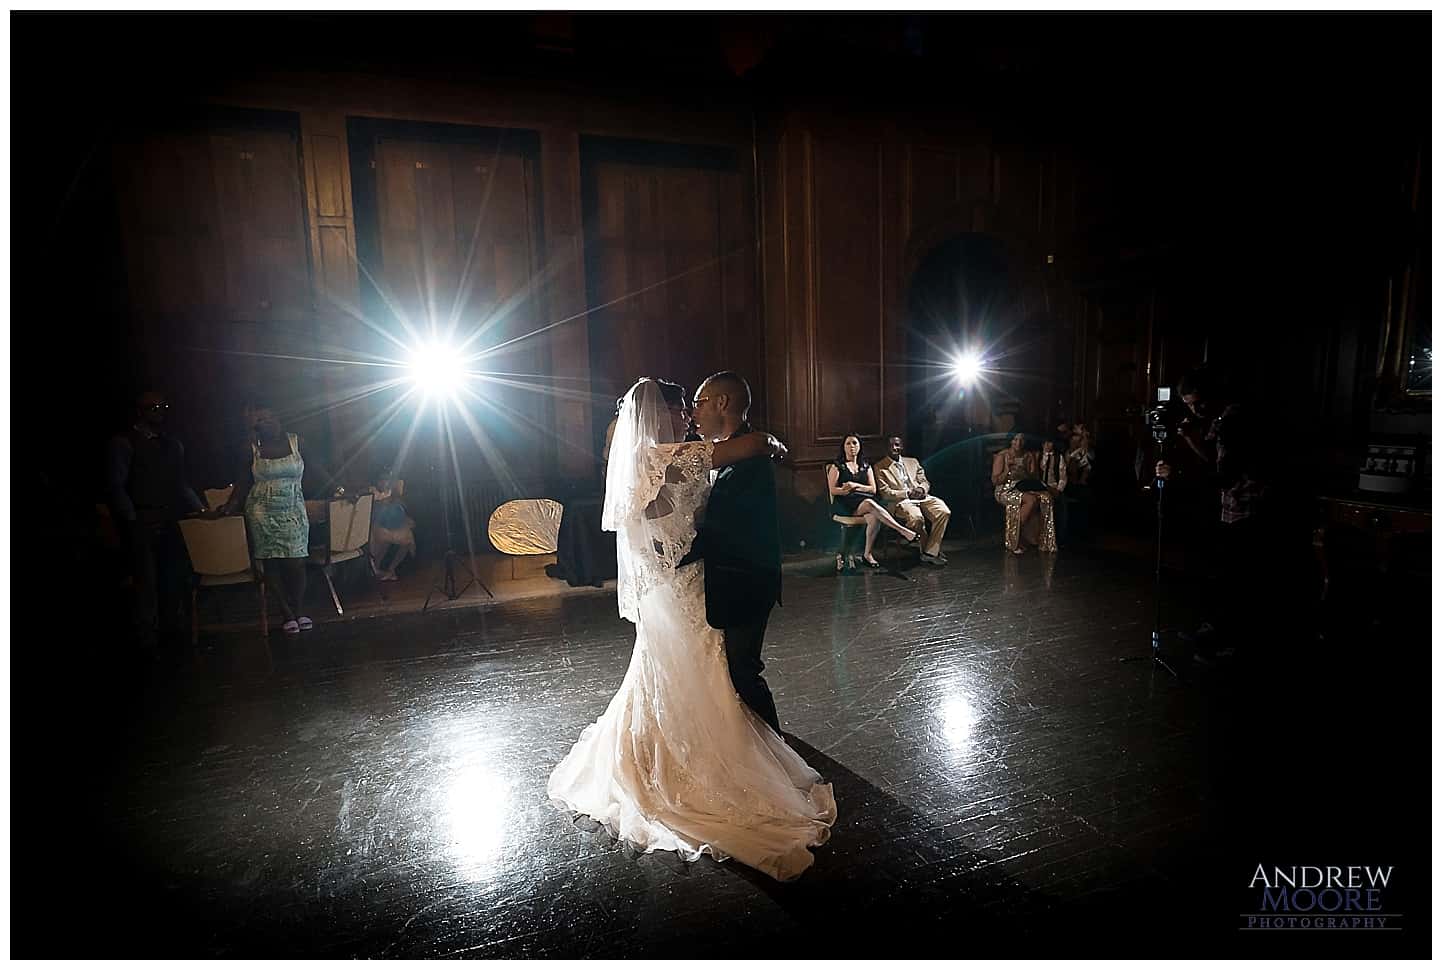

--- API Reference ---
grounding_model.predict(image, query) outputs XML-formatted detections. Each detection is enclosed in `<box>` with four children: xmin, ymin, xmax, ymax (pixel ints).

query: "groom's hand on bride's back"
<box><xmin>766</xmin><ymin>434</ymin><xmax>788</xmax><ymax>464</ymax></box>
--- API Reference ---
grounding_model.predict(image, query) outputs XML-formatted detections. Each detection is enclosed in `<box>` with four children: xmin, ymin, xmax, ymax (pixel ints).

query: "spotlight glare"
<box><xmin>952</xmin><ymin>351</ymin><xmax>984</xmax><ymax>385</ymax></box>
<box><xmin>408</xmin><ymin>342</ymin><xmax>466</xmax><ymax>398</ymax></box>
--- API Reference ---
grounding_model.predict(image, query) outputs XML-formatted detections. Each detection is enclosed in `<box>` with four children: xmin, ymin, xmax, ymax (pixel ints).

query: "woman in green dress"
<box><xmin>223</xmin><ymin>405</ymin><xmax>313</xmax><ymax>634</ymax></box>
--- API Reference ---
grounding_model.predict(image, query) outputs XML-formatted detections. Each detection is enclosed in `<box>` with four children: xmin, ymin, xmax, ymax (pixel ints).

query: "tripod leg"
<box><xmin>447</xmin><ymin>551</ymin><xmax>491</xmax><ymax>599</ymax></box>
<box><xmin>323</xmin><ymin>566</ymin><xmax>344</xmax><ymax>615</ymax></box>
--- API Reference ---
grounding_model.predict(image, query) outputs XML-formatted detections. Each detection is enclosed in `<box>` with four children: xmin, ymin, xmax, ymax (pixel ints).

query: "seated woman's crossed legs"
<box><xmin>855</xmin><ymin>498</ymin><xmax>918</xmax><ymax>567</ymax></box>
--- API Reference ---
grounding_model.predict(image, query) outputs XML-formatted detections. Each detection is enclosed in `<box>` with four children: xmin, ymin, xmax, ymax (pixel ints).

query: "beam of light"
<box><xmin>319</xmin><ymin>386</ymin><xmax>427</xmax><ymax>490</ymax></box>
<box><xmin>407</xmin><ymin>340</ymin><xmax>471</xmax><ymax>400</ymax></box>
<box><xmin>194</xmin><ymin>347</ymin><xmax>405</xmax><ymax>370</ymax></box>
<box><xmin>952</xmin><ymin>350</ymin><xmax>985</xmax><ymax>385</ymax></box>
<box><xmin>452</xmin><ymin>252</ymin><xmax>568</xmax><ymax>358</ymax></box>
<box><xmin>467</xmin><ymin>372</ymin><xmax>611</xmax><ymax>408</ymax></box>
<box><xmin>284</xmin><ymin>376</ymin><xmax>412</xmax><ymax>427</ymax></box>
<box><xmin>477</xmin><ymin>241</ymin><xmax>748</xmax><ymax>359</ymax></box>
<box><xmin>179</xmin><ymin>232</ymin><xmax>776</xmax><ymax>506</ymax></box>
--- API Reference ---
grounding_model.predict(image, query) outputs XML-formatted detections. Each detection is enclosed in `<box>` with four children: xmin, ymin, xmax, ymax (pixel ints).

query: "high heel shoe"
<box><xmin>836</xmin><ymin>554</ymin><xmax>846</xmax><ymax>574</ymax></box>
<box><xmin>862</xmin><ymin>555</ymin><xmax>882</xmax><ymax>568</ymax></box>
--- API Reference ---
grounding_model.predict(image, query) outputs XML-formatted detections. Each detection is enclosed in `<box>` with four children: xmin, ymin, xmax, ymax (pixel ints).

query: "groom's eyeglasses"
<box><xmin>692</xmin><ymin>396</ymin><xmax>710</xmax><ymax>407</ymax></box>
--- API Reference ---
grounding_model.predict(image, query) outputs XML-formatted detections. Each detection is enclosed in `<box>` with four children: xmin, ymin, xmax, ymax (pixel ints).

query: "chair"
<box><xmin>178</xmin><ymin>515</ymin><xmax>267</xmax><ymax>644</ymax></box>
<box><xmin>309</xmin><ymin>493</ymin><xmax>373</xmax><ymax>615</ymax></box>
<box><xmin>828</xmin><ymin>497</ymin><xmax>866</xmax><ymax>570</ymax></box>
<box><xmin>203</xmin><ymin>485</ymin><xmax>234</xmax><ymax>511</ymax></box>
<box><xmin>825</xmin><ymin>465</ymin><xmax>902</xmax><ymax>571</ymax></box>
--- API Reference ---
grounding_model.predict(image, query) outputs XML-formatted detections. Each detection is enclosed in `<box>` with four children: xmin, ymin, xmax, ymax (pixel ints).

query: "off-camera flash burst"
<box><xmin>408</xmin><ymin>342</ymin><xmax>466</xmax><ymax>399</ymax></box>
<box><xmin>952</xmin><ymin>351</ymin><xmax>984</xmax><ymax>386</ymax></box>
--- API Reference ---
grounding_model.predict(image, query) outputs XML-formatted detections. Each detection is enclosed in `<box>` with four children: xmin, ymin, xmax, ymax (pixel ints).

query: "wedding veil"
<box><xmin>601</xmin><ymin>378</ymin><xmax>694</xmax><ymax>623</ymax></box>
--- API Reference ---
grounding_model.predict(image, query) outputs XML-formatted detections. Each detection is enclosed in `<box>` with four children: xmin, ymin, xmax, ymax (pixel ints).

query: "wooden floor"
<box><xmin>14</xmin><ymin>542</ymin><xmax>1428</xmax><ymax>958</ymax></box>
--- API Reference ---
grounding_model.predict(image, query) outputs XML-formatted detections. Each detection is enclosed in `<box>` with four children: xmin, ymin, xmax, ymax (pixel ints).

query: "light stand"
<box><xmin>404</xmin><ymin>341</ymin><xmax>494</xmax><ymax>611</ymax></box>
<box><xmin>1119</xmin><ymin>425</ymin><xmax>1180</xmax><ymax>679</ymax></box>
<box><xmin>422</xmin><ymin>445</ymin><xmax>493</xmax><ymax>612</ymax></box>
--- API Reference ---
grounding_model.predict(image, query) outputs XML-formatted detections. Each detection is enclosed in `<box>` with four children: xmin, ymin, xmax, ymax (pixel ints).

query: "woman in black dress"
<box><xmin>827</xmin><ymin>433</ymin><xmax>920</xmax><ymax>569</ymax></box>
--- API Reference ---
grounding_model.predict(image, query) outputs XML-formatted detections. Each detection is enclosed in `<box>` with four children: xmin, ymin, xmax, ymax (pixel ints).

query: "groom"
<box><xmin>680</xmin><ymin>371</ymin><xmax>784</xmax><ymax>734</ymax></box>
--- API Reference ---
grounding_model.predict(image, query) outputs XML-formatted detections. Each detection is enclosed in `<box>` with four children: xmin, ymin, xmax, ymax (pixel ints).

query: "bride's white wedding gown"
<box><xmin>547</xmin><ymin>440</ymin><xmax>836</xmax><ymax>881</ymax></box>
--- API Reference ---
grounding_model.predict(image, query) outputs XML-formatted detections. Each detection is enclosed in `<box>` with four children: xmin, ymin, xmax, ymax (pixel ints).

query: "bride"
<box><xmin>548</xmin><ymin>377</ymin><xmax>836</xmax><ymax>881</ymax></box>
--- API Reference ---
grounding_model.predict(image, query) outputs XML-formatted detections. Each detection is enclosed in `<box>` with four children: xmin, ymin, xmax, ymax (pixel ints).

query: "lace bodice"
<box><xmin>614</xmin><ymin>439</ymin><xmax>714</xmax><ymax>623</ymax></box>
<box><xmin>640</xmin><ymin>441</ymin><xmax>714</xmax><ymax>547</ymax></box>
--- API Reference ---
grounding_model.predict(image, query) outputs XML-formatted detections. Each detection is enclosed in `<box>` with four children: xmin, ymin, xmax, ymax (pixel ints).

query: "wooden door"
<box><xmin>368</xmin><ymin>134</ymin><xmax>547</xmax><ymax>483</ymax></box>
<box><xmin>583</xmin><ymin>140</ymin><xmax>759</xmax><ymax>445</ymax></box>
<box><xmin>113</xmin><ymin>114</ymin><xmax>313</xmax><ymax>484</ymax></box>
<box><xmin>1076</xmin><ymin>288</ymin><xmax>1152</xmax><ymax>497</ymax></box>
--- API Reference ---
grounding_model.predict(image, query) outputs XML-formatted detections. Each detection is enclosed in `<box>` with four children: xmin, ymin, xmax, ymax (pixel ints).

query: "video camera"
<box><xmin>1144</xmin><ymin>387</ymin><xmax>1186</xmax><ymax>444</ymax></box>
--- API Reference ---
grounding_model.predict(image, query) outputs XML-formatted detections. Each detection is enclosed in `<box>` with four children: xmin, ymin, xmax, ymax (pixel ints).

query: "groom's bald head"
<box><xmin>701</xmin><ymin>371</ymin><xmax>750</xmax><ymax>419</ymax></box>
<box><xmin>693</xmin><ymin>371</ymin><xmax>751</xmax><ymax>440</ymax></box>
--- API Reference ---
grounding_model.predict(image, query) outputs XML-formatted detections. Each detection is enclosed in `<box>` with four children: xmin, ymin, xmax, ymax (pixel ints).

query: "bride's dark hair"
<box><xmin>638</xmin><ymin>377</ymin><xmax>688</xmax><ymax>411</ymax></box>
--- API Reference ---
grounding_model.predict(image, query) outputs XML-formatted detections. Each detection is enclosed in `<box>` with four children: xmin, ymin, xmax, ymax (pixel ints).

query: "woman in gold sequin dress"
<box><xmin>991</xmin><ymin>434</ymin><xmax>1057</xmax><ymax>554</ymax></box>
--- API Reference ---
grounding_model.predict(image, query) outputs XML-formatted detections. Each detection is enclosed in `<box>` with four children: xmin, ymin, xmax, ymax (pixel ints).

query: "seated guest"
<box><xmin>874</xmin><ymin>434</ymin><xmax>951</xmax><ymax>567</ymax></box>
<box><xmin>1066</xmin><ymin>422</ymin><xmax>1095</xmax><ymax>485</ymax></box>
<box><xmin>827</xmin><ymin>433</ymin><xmax>920</xmax><ymax>571</ymax></box>
<box><xmin>367</xmin><ymin>468</ymin><xmax>415</xmax><ymax>582</ymax></box>
<box><xmin>1038</xmin><ymin>438</ymin><xmax>1068</xmax><ymax>494</ymax></box>
<box><xmin>991</xmin><ymin>433</ymin><xmax>1057</xmax><ymax>555</ymax></box>
<box><xmin>1038</xmin><ymin>438</ymin><xmax>1070</xmax><ymax>542</ymax></box>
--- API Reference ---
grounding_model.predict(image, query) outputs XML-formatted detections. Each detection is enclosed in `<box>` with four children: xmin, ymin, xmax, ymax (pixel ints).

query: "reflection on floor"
<box><xmin>16</xmin><ymin>544</ymin><xmax>1427</xmax><ymax>958</ymax></box>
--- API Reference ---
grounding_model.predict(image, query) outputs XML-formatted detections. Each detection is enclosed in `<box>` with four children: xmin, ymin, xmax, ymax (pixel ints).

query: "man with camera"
<box><xmin>1154</xmin><ymin>367</ymin><xmax>1269</xmax><ymax>665</ymax></box>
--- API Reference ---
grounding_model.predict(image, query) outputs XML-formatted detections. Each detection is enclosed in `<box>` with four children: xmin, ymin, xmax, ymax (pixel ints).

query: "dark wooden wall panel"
<box><xmin>718</xmin><ymin>168</ymin><xmax>762</xmax><ymax>425</ymax></box>
<box><xmin>316</xmin><ymin>226</ymin><xmax>353</xmax><ymax>305</ymax></box>
<box><xmin>113</xmin><ymin>116</ymin><xmax>318</xmax><ymax>482</ymax></box>
<box><xmin>584</xmin><ymin>148</ymin><xmax>760</xmax><ymax>420</ymax></box>
<box><xmin>995</xmin><ymin>144</ymin><xmax>1043</xmax><ymax>242</ymax></box>
<box><xmin>906</xmin><ymin>145</ymin><xmax>959</xmax><ymax>242</ymax></box>
<box><xmin>1078</xmin><ymin>289</ymin><xmax>1150</xmax><ymax>473</ymax></box>
<box><xmin>809</xmin><ymin>133</ymin><xmax>884</xmax><ymax>441</ymax></box>
<box><xmin>211</xmin><ymin>129</ymin><xmax>311</xmax><ymax>325</ymax></box>
<box><xmin>536</xmin><ymin>130</ymin><xmax>593</xmax><ymax>478</ymax></box>
<box><xmin>117</xmin><ymin>133</ymin><xmax>229</xmax><ymax>317</ymax></box>
<box><xmin>309</xmin><ymin>133</ymin><xmax>348</xmax><ymax>218</ymax></box>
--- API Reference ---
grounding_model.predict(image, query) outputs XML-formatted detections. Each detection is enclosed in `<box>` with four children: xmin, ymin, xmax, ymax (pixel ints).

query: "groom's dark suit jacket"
<box><xmin>678</xmin><ymin>438</ymin><xmax>782</xmax><ymax>630</ymax></box>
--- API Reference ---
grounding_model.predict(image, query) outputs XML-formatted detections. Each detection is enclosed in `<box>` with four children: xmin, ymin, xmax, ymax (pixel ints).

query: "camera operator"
<box><xmin>1154</xmin><ymin>366</ymin><xmax>1270</xmax><ymax>665</ymax></box>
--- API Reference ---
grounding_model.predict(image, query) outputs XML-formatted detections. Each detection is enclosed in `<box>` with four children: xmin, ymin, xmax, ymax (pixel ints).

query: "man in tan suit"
<box><xmin>874</xmin><ymin>435</ymin><xmax>951</xmax><ymax>566</ymax></box>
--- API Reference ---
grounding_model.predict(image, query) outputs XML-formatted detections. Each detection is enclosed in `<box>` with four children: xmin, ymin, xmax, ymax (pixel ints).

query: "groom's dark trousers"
<box><xmin>678</xmin><ymin>449</ymin><xmax>783</xmax><ymax>734</ymax></box>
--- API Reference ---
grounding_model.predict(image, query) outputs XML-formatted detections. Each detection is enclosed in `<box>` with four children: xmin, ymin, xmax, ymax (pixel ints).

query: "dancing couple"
<box><xmin>548</xmin><ymin>372</ymin><xmax>835</xmax><ymax>882</ymax></box>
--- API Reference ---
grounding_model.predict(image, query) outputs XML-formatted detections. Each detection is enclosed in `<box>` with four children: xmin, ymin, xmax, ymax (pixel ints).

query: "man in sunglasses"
<box><xmin>105</xmin><ymin>391</ymin><xmax>205</xmax><ymax>657</ymax></box>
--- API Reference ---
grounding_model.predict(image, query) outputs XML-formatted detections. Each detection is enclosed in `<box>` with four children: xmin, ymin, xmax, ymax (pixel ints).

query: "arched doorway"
<box><xmin>901</xmin><ymin>229</ymin><xmax>1070</xmax><ymax>535</ymax></box>
<box><xmin>903</xmin><ymin>233</ymin><xmax>1013</xmax><ymax>455</ymax></box>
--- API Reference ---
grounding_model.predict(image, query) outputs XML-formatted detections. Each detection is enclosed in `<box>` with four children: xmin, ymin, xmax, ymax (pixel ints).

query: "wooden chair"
<box><xmin>826</xmin><ymin>464</ymin><xmax>908</xmax><ymax>571</ymax></box>
<box><xmin>178</xmin><ymin>515</ymin><xmax>267</xmax><ymax>644</ymax></box>
<box><xmin>203</xmin><ymin>485</ymin><xmax>234</xmax><ymax>511</ymax></box>
<box><xmin>826</xmin><ymin>464</ymin><xmax>870</xmax><ymax>572</ymax></box>
<box><xmin>308</xmin><ymin>493</ymin><xmax>373</xmax><ymax>614</ymax></box>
